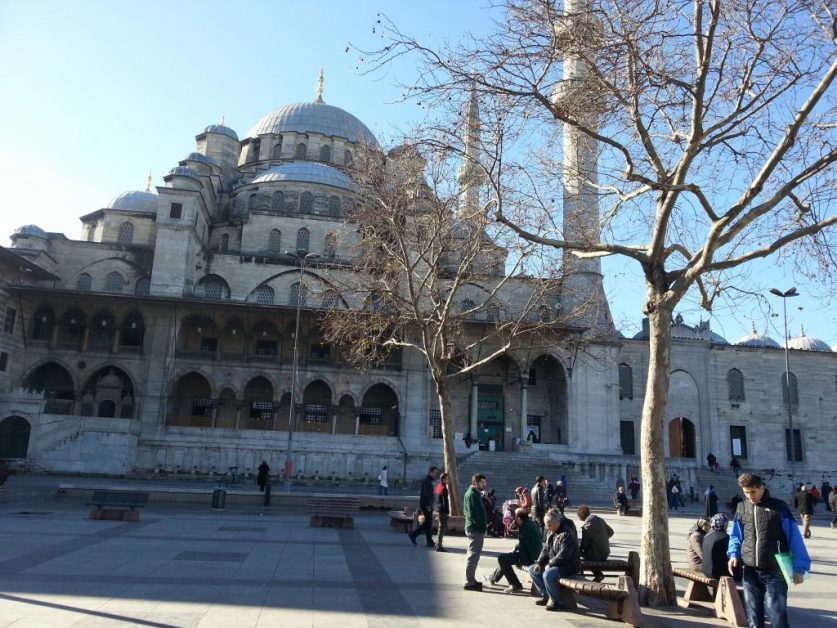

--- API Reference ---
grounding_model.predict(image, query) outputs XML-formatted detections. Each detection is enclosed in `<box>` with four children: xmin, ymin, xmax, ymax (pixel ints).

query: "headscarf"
<box><xmin>710</xmin><ymin>513</ymin><xmax>728</xmax><ymax>531</ymax></box>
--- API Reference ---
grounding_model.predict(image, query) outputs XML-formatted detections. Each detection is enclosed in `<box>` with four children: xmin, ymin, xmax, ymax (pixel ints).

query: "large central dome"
<box><xmin>246</xmin><ymin>102</ymin><xmax>379</xmax><ymax>147</ymax></box>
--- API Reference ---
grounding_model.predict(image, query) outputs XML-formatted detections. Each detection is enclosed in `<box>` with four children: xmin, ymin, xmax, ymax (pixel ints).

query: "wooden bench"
<box><xmin>388</xmin><ymin>509</ymin><xmax>413</xmax><ymax>533</ymax></box>
<box><xmin>85</xmin><ymin>490</ymin><xmax>149</xmax><ymax>521</ymax></box>
<box><xmin>581</xmin><ymin>551</ymin><xmax>641</xmax><ymax>584</ymax></box>
<box><xmin>672</xmin><ymin>567</ymin><xmax>745</xmax><ymax>627</ymax></box>
<box><xmin>308</xmin><ymin>497</ymin><xmax>357</xmax><ymax>529</ymax></box>
<box><xmin>558</xmin><ymin>575</ymin><xmax>643</xmax><ymax>626</ymax></box>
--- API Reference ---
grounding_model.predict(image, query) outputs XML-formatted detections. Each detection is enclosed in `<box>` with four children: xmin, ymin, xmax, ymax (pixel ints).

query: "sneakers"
<box><xmin>504</xmin><ymin>585</ymin><xmax>524</xmax><ymax>594</ymax></box>
<box><xmin>545</xmin><ymin>601</ymin><xmax>563</xmax><ymax>611</ymax></box>
<box><xmin>435</xmin><ymin>545</ymin><xmax>447</xmax><ymax>552</ymax></box>
<box><xmin>535</xmin><ymin>596</ymin><xmax>549</xmax><ymax>606</ymax></box>
<box><xmin>463</xmin><ymin>582</ymin><xmax>483</xmax><ymax>591</ymax></box>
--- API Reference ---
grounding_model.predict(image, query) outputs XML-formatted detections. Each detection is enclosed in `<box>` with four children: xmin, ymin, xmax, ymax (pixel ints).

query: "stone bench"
<box><xmin>581</xmin><ymin>551</ymin><xmax>640</xmax><ymax>584</ymax></box>
<box><xmin>85</xmin><ymin>490</ymin><xmax>149</xmax><ymax>521</ymax></box>
<box><xmin>558</xmin><ymin>575</ymin><xmax>643</xmax><ymax>626</ymax></box>
<box><xmin>308</xmin><ymin>497</ymin><xmax>357</xmax><ymax>529</ymax></box>
<box><xmin>388</xmin><ymin>509</ymin><xmax>413</xmax><ymax>533</ymax></box>
<box><xmin>672</xmin><ymin>567</ymin><xmax>746</xmax><ymax>627</ymax></box>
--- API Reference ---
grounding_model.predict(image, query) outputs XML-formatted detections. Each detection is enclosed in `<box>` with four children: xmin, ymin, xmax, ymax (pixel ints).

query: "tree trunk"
<box><xmin>638</xmin><ymin>303</ymin><xmax>678</xmax><ymax>606</ymax></box>
<box><xmin>433</xmin><ymin>373</ymin><xmax>462</xmax><ymax>515</ymax></box>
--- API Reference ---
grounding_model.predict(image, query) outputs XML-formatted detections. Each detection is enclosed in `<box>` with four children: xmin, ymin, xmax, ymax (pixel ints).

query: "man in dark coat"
<box><xmin>528</xmin><ymin>508</ymin><xmax>580</xmax><ymax>611</ymax></box>
<box><xmin>256</xmin><ymin>460</ymin><xmax>270</xmax><ymax>491</ymax></box>
<box><xmin>577</xmin><ymin>505</ymin><xmax>613</xmax><ymax>582</ymax></box>
<box><xmin>531</xmin><ymin>475</ymin><xmax>548</xmax><ymax>536</ymax></box>
<box><xmin>794</xmin><ymin>484</ymin><xmax>814</xmax><ymax>538</ymax></box>
<box><xmin>409</xmin><ymin>465</ymin><xmax>439</xmax><ymax>547</ymax></box>
<box><xmin>486</xmin><ymin>508</ymin><xmax>542</xmax><ymax>593</ymax></box>
<box><xmin>704</xmin><ymin>485</ymin><xmax>719</xmax><ymax>517</ymax></box>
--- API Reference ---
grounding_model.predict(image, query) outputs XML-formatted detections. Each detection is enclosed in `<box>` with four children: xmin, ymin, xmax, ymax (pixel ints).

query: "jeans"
<box><xmin>742</xmin><ymin>566</ymin><xmax>789</xmax><ymax>628</ymax></box>
<box><xmin>436</xmin><ymin>513</ymin><xmax>449</xmax><ymax>547</ymax></box>
<box><xmin>491</xmin><ymin>550</ymin><xmax>523</xmax><ymax>588</ymax></box>
<box><xmin>528</xmin><ymin>564</ymin><xmax>562</xmax><ymax>604</ymax></box>
<box><xmin>378</xmin><ymin>485</ymin><xmax>388</xmax><ymax>495</ymax></box>
<box><xmin>465</xmin><ymin>532</ymin><xmax>485</xmax><ymax>585</ymax></box>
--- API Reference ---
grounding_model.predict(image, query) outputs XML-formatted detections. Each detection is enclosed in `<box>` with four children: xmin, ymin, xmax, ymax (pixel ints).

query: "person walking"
<box><xmin>378</xmin><ymin>465</ymin><xmax>388</xmax><ymax>496</ymax></box>
<box><xmin>706</xmin><ymin>452</ymin><xmax>717</xmax><ymax>472</ymax></box>
<box><xmin>531</xmin><ymin>475</ymin><xmax>548</xmax><ymax>536</ymax></box>
<box><xmin>730</xmin><ymin>456</ymin><xmax>742</xmax><ymax>477</ymax></box>
<box><xmin>821</xmin><ymin>481</ymin><xmax>832</xmax><ymax>511</ymax></box>
<box><xmin>829</xmin><ymin>487</ymin><xmax>837</xmax><ymax>528</ymax></box>
<box><xmin>554</xmin><ymin>480</ymin><xmax>568</xmax><ymax>515</ymax></box>
<box><xmin>728</xmin><ymin>473</ymin><xmax>810</xmax><ymax>628</ymax></box>
<box><xmin>614</xmin><ymin>486</ymin><xmax>630</xmax><ymax>516</ymax></box>
<box><xmin>528</xmin><ymin>508</ymin><xmax>580</xmax><ymax>611</ymax></box>
<box><xmin>257</xmin><ymin>460</ymin><xmax>270</xmax><ymax>492</ymax></box>
<box><xmin>704</xmin><ymin>485</ymin><xmax>719</xmax><ymax>518</ymax></box>
<box><xmin>794</xmin><ymin>484</ymin><xmax>814</xmax><ymax>538</ymax></box>
<box><xmin>463</xmin><ymin>473</ymin><xmax>488</xmax><ymax>591</ymax></box>
<box><xmin>408</xmin><ymin>466</ymin><xmax>438</xmax><ymax>547</ymax></box>
<box><xmin>577</xmin><ymin>505</ymin><xmax>613</xmax><ymax>582</ymax></box>
<box><xmin>485</xmin><ymin>508</ymin><xmax>541</xmax><ymax>593</ymax></box>
<box><xmin>434</xmin><ymin>472</ymin><xmax>450</xmax><ymax>551</ymax></box>
<box><xmin>628</xmin><ymin>476</ymin><xmax>640</xmax><ymax>500</ymax></box>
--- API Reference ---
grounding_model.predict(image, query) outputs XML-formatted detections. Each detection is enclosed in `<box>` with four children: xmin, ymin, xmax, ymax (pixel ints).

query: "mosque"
<box><xmin>0</xmin><ymin>73</ymin><xmax>834</xmax><ymax>487</ymax></box>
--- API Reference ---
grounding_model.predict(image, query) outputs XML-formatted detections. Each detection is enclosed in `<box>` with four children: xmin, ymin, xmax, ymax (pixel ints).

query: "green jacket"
<box><xmin>580</xmin><ymin>514</ymin><xmax>613</xmax><ymax>562</ymax></box>
<box><xmin>516</xmin><ymin>519</ymin><xmax>542</xmax><ymax>565</ymax></box>
<box><xmin>463</xmin><ymin>486</ymin><xmax>486</xmax><ymax>534</ymax></box>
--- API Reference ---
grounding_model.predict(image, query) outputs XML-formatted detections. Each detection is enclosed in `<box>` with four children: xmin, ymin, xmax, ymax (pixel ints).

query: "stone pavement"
<box><xmin>0</xmin><ymin>489</ymin><xmax>835</xmax><ymax>627</ymax></box>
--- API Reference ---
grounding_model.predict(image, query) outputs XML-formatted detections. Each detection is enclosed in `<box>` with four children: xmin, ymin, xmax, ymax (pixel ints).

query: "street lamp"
<box><xmin>283</xmin><ymin>249</ymin><xmax>320</xmax><ymax>492</ymax></box>
<box><xmin>769</xmin><ymin>286</ymin><xmax>799</xmax><ymax>496</ymax></box>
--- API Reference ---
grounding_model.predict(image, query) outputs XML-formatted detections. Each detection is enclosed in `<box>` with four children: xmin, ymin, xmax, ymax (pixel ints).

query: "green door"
<box><xmin>477</xmin><ymin>385</ymin><xmax>504</xmax><ymax>451</ymax></box>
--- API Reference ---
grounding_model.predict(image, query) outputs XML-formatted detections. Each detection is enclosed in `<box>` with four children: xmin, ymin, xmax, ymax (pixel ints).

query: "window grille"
<box><xmin>255</xmin><ymin>341</ymin><xmax>276</xmax><ymax>356</ymax></box>
<box><xmin>219</xmin><ymin>234</ymin><xmax>229</xmax><ymax>251</ymax></box>
<box><xmin>117</xmin><ymin>222</ymin><xmax>134</xmax><ymax>245</ymax></box>
<box><xmin>271</xmin><ymin>191</ymin><xmax>284</xmax><ymax>212</ymax></box>
<box><xmin>619</xmin><ymin>364</ymin><xmax>633</xmax><ymax>400</ymax></box>
<box><xmin>324</xmin><ymin>233</ymin><xmax>337</xmax><ymax>257</ymax></box>
<box><xmin>296</xmin><ymin>227</ymin><xmax>310</xmax><ymax>251</ymax></box>
<box><xmin>328</xmin><ymin>195</ymin><xmax>341</xmax><ymax>216</ymax></box>
<box><xmin>300</xmin><ymin>192</ymin><xmax>313</xmax><ymax>213</ymax></box>
<box><xmin>429</xmin><ymin>409</ymin><xmax>442</xmax><ymax>439</ymax></box>
<box><xmin>360</xmin><ymin>407</ymin><xmax>382</xmax><ymax>425</ymax></box>
<box><xmin>311</xmin><ymin>344</ymin><xmax>330</xmax><ymax>360</ymax></box>
<box><xmin>250</xmin><ymin>400</ymin><xmax>274</xmax><ymax>420</ymax></box>
<box><xmin>319</xmin><ymin>145</ymin><xmax>332</xmax><ymax>162</ymax></box>
<box><xmin>104</xmin><ymin>271</ymin><xmax>125</xmax><ymax>293</ymax></box>
<box><xmin>203</xmin><ymin>280</ymin><xmax>223</xmax><ymax>300</ymax></box>
<box><xmin>255</xmin><ymin>285</ymin><xmax>274</xmax><ymax>305</ymax></box>
<box><xmin>273</xmin><ymin>138</ymin><xmax>283</xmax><ymax>159</ymax></box>
<box><xmin>727</xmin><ymin>368</ymin><xmax>745</xmax><ymax>401</ymax></box>
<box><xmin>134</xmin><ymin>277</ymin><xmax>150</xmax><ymax>296</ymax></box>
<box><xmin>76</xmin><ymin>273</ymin><xmax>92</xmax><ymax>291</ymax></box>
<box><xmin>288</xmin><ymin>282</ymin><xmax>307</xmax><ymax>306</ymax></box>
<box><xmin>304</xmin><ymin>403</ymin><xmax>329</xmax><ymax>423</ymax></box>
<box><xmin>320</xmin><ymin>291</ymin><xmax>338</xmax><ymax>309</ymax></box>
<box><xmin>199</xmin><ymin>337</ymin><xmax>217</xmax><ymax>353</ymax></box>
<box><xmin>191</xmin><ymin>397</ymin><xmax>213</xmax><ymax>417</ymax></box>
<box><xmin>295</xmin><ymin>143</ymin><xmax>307</xmax><ymax>159</ymax></box>
<box><xmin>268</xmin><ymin>229</ymin><xmax>282</xmax><ymax>252</ymax></box>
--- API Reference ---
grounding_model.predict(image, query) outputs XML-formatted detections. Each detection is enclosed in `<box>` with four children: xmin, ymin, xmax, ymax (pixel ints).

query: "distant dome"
<box><xmin>165</xmin><ymin>166</ymin><xmax>202</xmax><ymax>181</ymax></box>
<box><xmin>247</xmin><ymin>102</ymin><xmax>379</xmax><ymax>147</ymax></box>
<box><xmin>734</xmin><ymin>330</ymin><xmax>780</xmax><ymax>349</ymax></box>
<box><xmin>788</xmin><ymin>333</ymin><xmax>832</xmax><ymax>352</ymax></box>
<box><xmin>250</xmin><ymin>162</ymin><xmax>356</xmax><ymax>192</ymax></box>
<box><xmin>106</xmin><ymin>190</ymin><xmax>158</xmax><ymax>213</ymax></box>
<box><xmin>182</xmin><ymin>152</ymin><xmax>217</xmax><ymax>167</ymax></box>
<box><xmin>204</xmin><ymin>124</ymin><xmax>239</xmax><ymax>140</ymax></box>
<box><xmin>12</xmin><ymin>224</ymin><xmax>47</xmax><ymax>238</ymax></box>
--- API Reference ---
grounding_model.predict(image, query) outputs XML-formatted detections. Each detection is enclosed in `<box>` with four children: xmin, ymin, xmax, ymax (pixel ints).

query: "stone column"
<box><xmin>469</xmin><ymin>380</ymin><xmax>479</xmax><ymax>439</ymax></box>
<box><xmin>520</xmin><ymin>382</ymin><xmax>529</xmax><ymax>441</ymax></box>
<box><xmin>234</xmin><ymin>402</ymin><xmax>242</xmax><ymax>429</ymax></box>
<box><xmin>331</xmin><ymin>411</ymin><xmax>337</xmax><ymax>434</ymax></box>
<box><xmin>81</xmin><ymin>327</ymin><xmax>90</xmax><ymax>352</ymax></box>
<box><xmin>112</xmin><ymin>328</ymin><xmax>121</xmax><ymax>353</ymax></box>
<box><xmin>354</xmin><ymin>412</ymin><xmax>360</xmax><ymax>436</ymax></box>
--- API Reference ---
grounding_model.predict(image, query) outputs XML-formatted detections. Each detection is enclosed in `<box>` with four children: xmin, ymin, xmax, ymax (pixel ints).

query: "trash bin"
<box><xmin>211</xmin><ymin>484</ymin><xmax>227</xmax><ymax>510</ymax></box>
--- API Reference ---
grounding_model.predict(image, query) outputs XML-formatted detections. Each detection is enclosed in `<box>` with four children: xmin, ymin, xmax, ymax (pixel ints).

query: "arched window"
<box><xmin>255</xmin><ymin>285</ymin><xmax>275</xmax><ymax>305</ymax></box>
<box><xmin>320</xmin><ymin>290</ymin><xmax>338</xmax><ymax>309</ymax></box>
<box><xmin>300</xmin><ymin>191</ymin><xmax>314</xmax><ymax>213</ymax></box>
<box><xmin>117</xmin><ymin>222</ymin><xmax>134</xmax><ymax>245</ymax></box>
<box><xmin>288</xmin><ymin>282</ymin><xmax>307</xmax><ymax>306</ymax></box>
<box><xmin>268</xmin><ymin>229</ymin><xmax>282</xmax><ymax>252</ymax></box>
<box><xmin>104</xmin><ymin>271</ymin><xmax>125</xmax><ymax>293</ymax></box>
<box><xmin>486</xmin><ymin>303</ymin><xmax>500</xmax><ymax>322</ymax></box>
<box><xmin>324</xmin><ymin>232</ymin><xmax>337</xmax><ymax>258</ymax></box>
<box><xmin>248</xmin><ymin>193</ymin><xmax>258</xmax><ymax>210</ymax></box>
<box><xmin>319</xmin><ymin>145</ymin><xmax>332</xmax><ymax>163</ymax></box>
<box><xmin>344</xmin><ymin>149</ymin><xmax>353</xmax><ymax>165</ymax></box>
<box><xmin>219</xmin><ymin>233</ymin><xmax>229</xmax><ymax>251</ymax></box>
<box><xmin>619</xmin><ymin>364</ymin><xmax>633</xmax><ymax>400</ymax></box>
<box><xmin>782</xmin><ymin>372</ymin><xmax>799</xmax><ymax>407</ymax></box>
<box><xmin>727</xmin><ymin>368</ymin><xmax>745</xmax><ymax>401</ymax></box>
<box><xmin>271</xmin><ymin>191</ymin><xmax>284</xmax><ymax>212</ymax></box>
<box><xmin>76</xmin><ymin>273</ymin><xmax>92</xmax><ymax>291</ymax></box>
<box><xmin>296</xmin><ymin>228</ymin><xmax>310</xmax><ymax>252</ymax></box>
<box><xmin>295</xmin><ymin>143</ymin><xmax>307</xmax><ymax>159</ymax></box>
<box><xmin>460</xmin><ymin>299</ymin><xmax>475</xmax><ymax>315</ymax></box>
<box><xmin>272</xmin><ymin>136</ymin><xmax>283</xmax><ymax>159</ymax></box>
<box><xmin>203</xmin><ymin>279</ymin><xmax>223</xmax><ymax>300</ymax></box>
<box><xmin>134</xmin><ymin>277</ymin><xmax>150</xmax><ymax>296</ymax></box>
<box><xmin>328</xmin><ymin>195</ymin><xmax>341</xmax><ymax>216</ymax></box>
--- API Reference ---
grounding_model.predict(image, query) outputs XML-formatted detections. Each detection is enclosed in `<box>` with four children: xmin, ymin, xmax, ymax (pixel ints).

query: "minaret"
<box><xmin>555</xmin><ymin>0</ymin><xmax>614</xmax><ymax>331</ymax></box>
<box><xmin>456</xmin><ymin>80</ymin><xmax>483</xmax><ymax>219</ymax></box>
<box><xmin>145</xmin><ymin>170</ymin><xmax>153</xmax><ymax>192</ymax></box>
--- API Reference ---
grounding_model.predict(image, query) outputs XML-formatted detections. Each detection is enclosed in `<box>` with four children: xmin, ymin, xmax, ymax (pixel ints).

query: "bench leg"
<box><xmin>605</xmin><ymin>575</ymin><xmax>644</xmax><ymax>627</ymax></box>
<box><xmin>714</xmin><ymin>576</ymin><xmax>746</xmax><ymax>627</ymax></box>
<box><xmin>684</xmin><ymin>579</ymin><xmax>713</xmax><ymax>602</ymax></box>
<box><xmin>628</xmin><ymin>551</ymin><xmax>641</xmax><ymax>585</ymax></box>
<box><xmin>558</xmin><ymin>587</ymin><xmax>578</xmax><ymax>610</ymax></box>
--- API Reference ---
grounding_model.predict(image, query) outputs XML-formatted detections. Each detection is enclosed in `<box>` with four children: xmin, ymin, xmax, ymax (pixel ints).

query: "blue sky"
<box><xmin>0</xmin><ymin>0</ymin><xmax>833</xmax><ymax>347</ymax></box>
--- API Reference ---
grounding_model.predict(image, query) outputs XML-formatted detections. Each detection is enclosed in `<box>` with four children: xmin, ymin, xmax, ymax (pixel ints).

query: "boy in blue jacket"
<box><xmin>727</xmin><ymin>473</ymin><xmax>810</xmax><ymax>628</ymax></box>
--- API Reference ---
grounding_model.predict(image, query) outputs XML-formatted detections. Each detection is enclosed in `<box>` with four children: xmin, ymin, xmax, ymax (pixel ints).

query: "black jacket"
<box><xmin>419</xmin><ymin>474</ymin><xmax>435</xmax><ymax>513</ymax></box>
<box><xmin>437</xmin><ymin>485</ymin><xmax>450</xmax><ymax>515</ymax></box>
<box><xmin>532</xmin><ymin>483</ymin><xmax>547</xmax><ymax>516</ymax></box>
<box><xmin>794</xmin><ymin>490</ymin><xmax>814</xmax><ymax>515</ymax></box>
<box><xmin>737</xmin><ymin>496</ymin><xmax>792</xmax><ymax>571</ymax></box>
<box><xmin>536</xmin><ymin>518</ymin><xmax>580</xmax><ymax>575</ymax></box>
<box><xmin>702</xmin><ymin>530</ymin><xmax>732</xmax><ymax>580</ymax></box>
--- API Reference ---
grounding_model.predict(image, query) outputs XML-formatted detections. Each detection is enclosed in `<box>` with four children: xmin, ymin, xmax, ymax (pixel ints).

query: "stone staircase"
<box><xmin>694</xmin><ymin>468</ymin><xmax>743</xmax><ymax>507</ymax></box>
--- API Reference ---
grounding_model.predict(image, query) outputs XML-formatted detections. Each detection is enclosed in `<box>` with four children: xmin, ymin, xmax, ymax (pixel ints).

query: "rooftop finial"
<box><xmin>751</xmin><ymin>321</ymin><xmax>757</xmax><ymax>335</ymax></box>
<box><xmin>220</xmin><ymin>114</ymin><xmax>225</xmax><ymax>125</ymax></box>
<box><xmin>145</xmin><ymin>170</ymin><xmax>152</xmax><ymax>192</ymax></box>
<box><xmin>315</xmin><ymin>66</ymin><xmax>325</xmax><ymax>103</ymax></box>
<box><xmin>800</xmin><ymin>323</ymin><xmax>806</xmax><ymax>337</ymax></box>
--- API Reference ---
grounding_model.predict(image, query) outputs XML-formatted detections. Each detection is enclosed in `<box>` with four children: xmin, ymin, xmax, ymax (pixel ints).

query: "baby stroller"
<box><xmin>502</xmin><ymin>499</ymin><xmax>521</xmax><ymax>538</ymax></box>
<box><xmin>482</xmin><ymin>489</ymin><xmax>504</xmax><ymax>538</ymax></box>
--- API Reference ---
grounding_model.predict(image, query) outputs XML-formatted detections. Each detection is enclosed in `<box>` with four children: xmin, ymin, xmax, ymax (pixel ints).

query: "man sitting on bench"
<box><xmin>577</xmin><ymin>505</ymin><xmax>614</xmax><ymax>582</ymax></box>
<box><xmin>485</xmin><ymin>508</ymin><xmax>541</xmax><ymax>593</ymax></box>
<box><xmin>528</xmin><ymin>507</ymin><xmax>580</xmax><ymax>612</ymax></box>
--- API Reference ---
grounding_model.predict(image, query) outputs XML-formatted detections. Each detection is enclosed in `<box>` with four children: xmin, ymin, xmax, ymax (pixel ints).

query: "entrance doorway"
<box><xmin>476</xmin><ymin>384</ymin><xmax>504</xmax><ymax>451</ymax></box>
<box><xmin>668</xmin><ymin>417</ymin><xmax>696</xmax><ymax>458</ymax></box>
<box><xmin>0</xmin><ymin>416</ymin><xmax>31</xmax><ymax>458</ymax></box>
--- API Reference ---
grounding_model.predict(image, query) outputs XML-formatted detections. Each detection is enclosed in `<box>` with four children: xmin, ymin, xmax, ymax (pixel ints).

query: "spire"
<box><xmin>799</xmin><ymin>323</ymin><xmax>806</xmax><ymax>337</ymax></box>
<box><xmin>145</xmin><ymin>170</ymin><xmax>153</xmax><ymax>192</ymax></box>
<box><xmin>220</xmin><ymin>114</ymin><xmax>225</xmax><ymax>125</ymax></box>
<box><xmin>456</xmin><ymin>77</ymin><xmax>483</xmax><ymax>219</ymax></box>
<box><xmin>315</xmin><ymin>66</ymin><xmax>325</xmax><ymax>103</ymax></box>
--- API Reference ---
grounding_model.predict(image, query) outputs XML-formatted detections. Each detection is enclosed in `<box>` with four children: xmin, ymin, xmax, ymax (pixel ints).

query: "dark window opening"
<box><xmin>304</xmin><ymin>403</ymin><xmax>329</xmax><ymax>423</ymax></box>
<box><xmin>0</xmin><ymin>351</ymin><xmax>8</xmax><ymax>372</ymax></box>
<box><xmin>199</xmin><ymin>337</ymin><xmax>217</xmax><ymax>353</ymax></box>
<box><xmin>785</xmin><ymin>428</ymin><xmax>803</xmax><ymax>462</ymax></box>
<box><xmin>255</xmin><ymin>341</ymin><xmax>276</xmax><ymax>356</ymax></box>
<box><xmin>170</xmin><ymin>202</ymin><xmax>183</xmax><ymax>219</ymax></box>
<box><xmin>730</xmin><ymin>425</ymin><xmax>748</xmax><ymax>459</ymax></box>
<box><xmin>3</xmin><ymin>308</ymin><xmax>16</xmax><ymax>334</ymax></box>
<box><xmin>430</xmin><ymin>409</ymin><xmax>442</xmax><ymax>439</ymax></box>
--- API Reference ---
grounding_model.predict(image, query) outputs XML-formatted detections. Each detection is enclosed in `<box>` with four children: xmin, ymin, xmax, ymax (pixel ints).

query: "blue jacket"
<box><xmin>727</xmin><ymin>495</ymin><xmax>810</xmax><ymax>575</ymax></box>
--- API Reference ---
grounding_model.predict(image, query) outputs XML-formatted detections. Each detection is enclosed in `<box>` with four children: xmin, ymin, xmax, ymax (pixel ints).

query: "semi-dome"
<box><xmin>247</xmin><ymin>101</ymin><xmax>379</xmax><ymax>147</ymax></box>
<box><xmin>165</xmin><ymin>166</ymin><xmax>202</xmax><ymax>181</ymax></box>
<box><xmin>204</xmin><ymin>124</ymin><xmax>239</xmax><ymax>140</ymax></box>
<box><xmin>249</xmin><ymin>162</ymin><xmax>356</xmax><ymax>192</ymax></box>
<box><xmin>182</xmin><ymin>152</ymin><xmax>217</xmax><ymax>167</ymax></box>
<box><xmin>788</xmin><ymin>332</ymin><xmax>832</xmax><ymax>352</ymax></box>
<box><xmin>106</xmin><ymin>190</ymin><xmax>159</xmax><ymax>213</ymax></box>
<box><xmin>734</xmin><ymin>329</ymin><xmax>780</xmax><ymax>349</ymax></box>
<box><xmin>12</xmin><ymin>224</ymin><xmax>47</xmax><ymax>238</ymax></box>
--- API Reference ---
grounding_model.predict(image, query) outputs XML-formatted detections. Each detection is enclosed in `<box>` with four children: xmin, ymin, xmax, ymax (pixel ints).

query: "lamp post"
<box><xmin>769</xmin><ymin>286</ymin><xmax>799</xmax><ymax>496</ymax></box>
<box><xmin>283</xmin><ymin>249</ymin><xmax>320</xmax><ymax>492</ymax></box>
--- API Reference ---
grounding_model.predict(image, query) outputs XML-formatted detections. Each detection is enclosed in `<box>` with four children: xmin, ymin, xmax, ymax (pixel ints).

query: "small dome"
<box><xmin>182</xmin><ymin>152</ymin><xmax>217</xmax><ymax>167</ymax></box>
<box><xmin>247</xmin><ymin>101</ymin><xmax>378</xmax><ymax>147</ymax></box>
<box><xmin>106</xmin><ymin>190</ymin><xmax>158</xmax><ymax>213</ymax></box>
<box><xmin>12</xmin><ymin>224</ymin><xmax>47</xmax><ymax>238</ymax></box>
<box><xmin>249</xmin><ymin>162</ymin><xmax>355</xmax><ymax>192</ymax></box>
<box><xmin>204</xmin><ymin>124</ymin><xmax>239</xmax><ymax>140</ymax></box>
<box><xmin>734</xmin><ymin>330</ymin><xmax>780</xmax><ymax>349</ymax></box>
<box><xmin>165</xmin><ymin>166</ymin><xmax>202</xmax><ymax>181</ymax></box>
<box><xmin>788</xmin><ymin>333</ymin><xmax>832</xmax><ymax>352</ymax></box>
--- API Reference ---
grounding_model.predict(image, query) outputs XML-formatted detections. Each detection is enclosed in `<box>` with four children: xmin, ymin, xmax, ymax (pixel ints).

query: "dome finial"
<box><xmin>220</xmin><ymin>114</ymin><xmax>225</xmax><ymax>125</ymax></box>
<box><xmin>751</xmin><ymin>321</ymin><xmax>757</xmax><ymax>335</ymax></box>
<box><xmin>145</xmin><ymin>170</ymin><xmax>152</xmax><ymax>192</ymax></box>
<box><xmin>800</xmin><ymin>323</ymin><xmax>806</xmax><ymax>336</ymax></box>
<box><xmin>315</xmin><ymin>66</ymin><xmax>325</xmax><ymax>103</ymax></box>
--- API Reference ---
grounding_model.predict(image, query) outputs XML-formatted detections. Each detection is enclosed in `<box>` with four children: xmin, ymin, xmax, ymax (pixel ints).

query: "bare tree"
<box><xmin>320</xmin><ymin>141</ymin><xmax>589</xmax><ymax>515</ymax></box>
<box><xmin>360</xmin><ymin>0</ymin><xmax>836</xmax><ymax>605</ymax></box>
